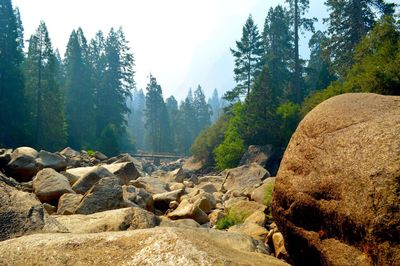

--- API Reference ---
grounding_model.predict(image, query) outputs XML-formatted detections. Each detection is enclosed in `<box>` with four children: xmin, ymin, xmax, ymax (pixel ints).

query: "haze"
<box><xmin>13</xmin><ymin>0</ymin><xmax>327</xmax><ymax>100</ymax></box>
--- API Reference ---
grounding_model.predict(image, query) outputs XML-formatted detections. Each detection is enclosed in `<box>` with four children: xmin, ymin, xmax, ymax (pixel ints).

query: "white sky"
<box><xmin>13</xmin><ymin>0</ymin><xmax>327</xmax><ymax>101</ymax></box>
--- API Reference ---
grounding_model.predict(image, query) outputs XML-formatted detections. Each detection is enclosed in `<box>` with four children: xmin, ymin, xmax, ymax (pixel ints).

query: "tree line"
<box><xmin>192</xmin><ymin>0</ymin><xmax>399</xmax><ymax>171</ymax></box>
<box><xmin>0</xmin><ymin>0</ymin><xmax>223</xmax><ymax>155</ymax></box>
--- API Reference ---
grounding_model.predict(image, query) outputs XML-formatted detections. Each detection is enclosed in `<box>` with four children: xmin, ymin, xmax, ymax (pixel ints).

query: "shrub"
<box><xmin>264</xmin><ymin>182</ymin><xmax>274</xmax><ymax>209</ymax></box>
<box><xmin>215</xmin><ymin>208</ymin><xmax>248</xmax><ymax>230</ymax></box>
<box><xmin>86</xmin><ymin>150</ymin><xmax>96</xmax><ymax>157</ymax></box>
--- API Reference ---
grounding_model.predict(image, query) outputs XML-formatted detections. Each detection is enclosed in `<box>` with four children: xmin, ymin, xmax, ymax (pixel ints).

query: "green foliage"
<box><xmin>264</xmin><ymin>182</ymin><xmax>274</xmax><ymax>209</ymax></box>
<box><xmin>214</xmin><ymin>103</ymin><xmax>246</xmax><ymax>170</ymax></box>
<box><xmin>215</xmin><ymin>209</ymin><xmax>248</xmax><ymax>230</ymax></box>
<box><xmin>97</xmin><ymin>123</ymin><xmax>119</xmax><ymax>157</ymax></box>
<box><xmin>276</xmin><ymin>101</ymin><xmax>301</xmax><ymax>146</ymax></box>
<box><xmin>302</xmin><ymin>16</ymin><xmax>400</xmax><ymax>116</ymax></box>
<box><xmin>86</xmin><ymin>150</ymin><xmax>95</xmax><ymax>157</ymax></box>
<box><xmin>191</xmin><ymin>115</ymin><xmax>228</xmax><ymax>166</ymax></box>
<box><xmin>225</xmin><ymin>15</ymin><xmax>264</xmax><ymax>100</ymax></box>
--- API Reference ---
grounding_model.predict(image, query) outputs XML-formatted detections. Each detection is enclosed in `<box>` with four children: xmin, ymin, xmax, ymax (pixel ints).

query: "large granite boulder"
<box><xmin>71</xmin><ymin>166</ymin><xmax>114</xmax><ymax>194</ymax></box>
<box><xmin>221</xmin><ymin>163</ymin><xmax>270</xmax><ymax>196</ymax></box>
<box><xmin>57</xmin><ymin>193</ymin><xmax>84</xmax><ymax>215</ymax></box>
<box><xmin>102</xmin><ymin>162</ymin><xmax>141</xmax><ymax>184</ymax></box>
<box><xmin>6</xmin><ymin>147</ymin><xmax>41</xmax><ymax>182</ymax></box>
<box><xmin>36</xmin><ymin>150</ymin><xmax>67</xmax><ymax>172</ymax></box>
<box><xmin>130</xmin><ymin>176</ymin><xmax>169</xmax><ymax>194</ymax></box>
<box><xmin>74</xmin><ymin>177</ymin><xmax>126</xmax><ymax>215</ymax></box>
<box><xmin>272</xmin><ymin>93</ymin><xmax>400</xmax><ymax>266</ymax></box>
<box><xmin>122</xmin><ymin>185</ymin><xmax>154</xmax><ymax>212</ymax></box>
<box><xmin>0</xmin><ymin>181</ymin><xmax>66</xmax><ymax>241</ymax></box>
<box><xmin>53</xmin><ymin>207</ymin><xmax>158</xmax><ymax>233</ymax></box>
<box><xmin>32</xmin><ymin>168</ymin><xmax>74</xmax><ymax>203</ymax></box>
<box><xmin>0</xmin><ymin>227</ymin><xmax>288</xmax><ymax>266</ymax></box>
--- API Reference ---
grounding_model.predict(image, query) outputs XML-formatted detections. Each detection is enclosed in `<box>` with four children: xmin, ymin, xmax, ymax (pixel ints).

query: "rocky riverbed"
<box><xmin>0</xmin><ymin>93</ymin><xmax>399</xmax><ymax>266</ymax></box>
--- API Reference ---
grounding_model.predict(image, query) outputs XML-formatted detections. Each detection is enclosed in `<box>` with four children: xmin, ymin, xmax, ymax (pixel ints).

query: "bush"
<box><xmin>191</xmin><ymin>115</ymin><xmax>227</xmax><ymax>166</ymax></box>
<box><xmin>86</xmin><ymin>150</ymin><xmax>96</xmax><ymax>157</ymax></box>
<box><xmin>215</xmin><ymin>209</ymin><xmax>248</xmax><ymax>230</ymax></box>
<box><xmin>264</xmin><ymin>182</ymin><xmax>274</xmax><ymax>209</ymax></box>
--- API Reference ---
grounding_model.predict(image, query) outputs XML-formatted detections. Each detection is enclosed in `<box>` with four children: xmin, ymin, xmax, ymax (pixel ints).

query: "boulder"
<box><xmin>6</xmin><ymin>147</ymin><xmax>41</xmax><ymax>182</ymax></box>
<box><xmin>153</xmin><ymin>189</ymin><xmax>184</xmax><ymax>211</ymax></box>
<box><xmin>59</xmin><ymin>147</ymin><xmax>80</xmax><ymax>158</ymax></box>
<box><xmin>0</xmin><ymin>181</ymin><xmax>66</xmax><ymax>241</ymax></box>
<box><xmin>75</xmin><ymin>177</ymin><xmax>125</xmax><ymax>215</ymax></box>
<box><xmin>122</xmin><ymin>185</ymin><xmax>154</xmax><ymax>212</ymax></box>
<box><xmin>0</xmin><ymin>227</ymin><xmax>288</xmax><ymax>266</ymax></box>
<box><xmin>226</xmin><ymin>200</ymin><xmax>267</xmax><ymax>220</ymax></box>
<box><xmin>57</xmin><ymin>193</ymin><xmax>84</xmax><ymax>215</ymax></box>
<box><xmin>93</xmin><ymin>151</ymin><xmax>108</xmax><ymax>161</ymax></box>
<box><xmin>158</xmin><ymin>217</ymin><xmax>201</xmax><ymax>228</ymax></box>
<box><xmin>272</xmin><ymin>232</ymin><xmax>288</xmax><ymax>260</ymax></box>
<box><xmin>245</xmin><ymin>211</ymin><xmax>267</xmax><ymax>227</ymax></box>
<box><xmin>154</xmin><ymin>168</ymin><xmax>186</xmax><ymax>183</ymax></box>
<box><xmin>36</xmin><ymin>150</ymin><xmax>67</xmax><ymax>171</ymax></box>
<box><xmin>71</xmin><ymin>166</ymin><xmax>114</xmax><ymax>194</ymax></box>
<box><xmin>131</xmin><ymin>176</ymin><xmax>169</xmax><ymax>194</ymax></box>
<box><xmin>167</xmin><ymin>199</ymin><xmax>210</xmax><ymax>224</ymax></box>
<box><xmin>221</xmin><ymin>163</ymin><xmax>270</xmax><ymax>195</ymax></box>
<box><xmin>208</xmin><ymin>209</ymin><xmax>225</xmax><ymax>226</ymax></box>
<box><xmin>42</xmin><ymin>203</ymin><xmax>57</xmax><ymax>215</ymax></box>
<box><xmin>272</xmin><ymin>93</ymin><xmax>400</xmax><ymax>266</ymax></box>
<box><xmin>102</xmin><ymin>162</ymin><xmax>140</xmax><ymax>184</ymax></box>
<box><xmin>197</xmin><ymin>182</ymin><xmax>218</xmax><ymax>193</ymax></box>
<box><xmin>251</xmin><ymin>177</ymin><xmax>276</xmax><ymax>205</ymax></box>
<box><xmin>0</xmin><ymin>148</ymin><xmax>12</xmax><ymax>167</ymax></box>
<box><xmin>228</xmin><ymin>222</ymin><xmax>269</xmax><ymax>242</ymax></box>
<box><xmin>32</xmin><ymin>168</ymin><xmax>74</xmax><ymax>203</ymax></box>
<box><xmin>54</xmin><ymin>207</ymin><xmax>158</xmax><ymax>233</ymax></box>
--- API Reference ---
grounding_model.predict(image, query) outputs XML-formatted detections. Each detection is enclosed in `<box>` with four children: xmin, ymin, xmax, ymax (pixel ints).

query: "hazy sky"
<box><xmin>13</xmin><ymin>0</ymin><xmax>327</xmax><ymax>101</ymax></box>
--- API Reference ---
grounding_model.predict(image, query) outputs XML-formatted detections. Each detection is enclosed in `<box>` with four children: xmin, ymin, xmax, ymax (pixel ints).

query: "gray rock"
<box><xmin>75</xmin><ymin>177</ymin><xmax>124</xmax><ymax>215</ymax></box>
<box><xmin>57</xmin><ymin>193</ymin><xmax>83</xmax><ymax>215</ymax></box>
<box><xmin>71</xmin><ymin>166</ymin><xmax>114</xmax><ymax>194</ymax></box>
<box><xmin>102</xmin><ymin>162</ymin><xmax>140</xmax><ymax>184</ymax></box>
<box><xmin>33</xmin><ymin>168</ymin><xmax>74</xmax><ymax>203</ymax></box>
<box><xmin>131</xmin><ymin>176</ymin><xmax>169</xmax><ymax>194</ymax></box>
<box><xmin>36</xmin><ymin>150</ymin><xmax>67</xmax><ymax>171</ymax></box>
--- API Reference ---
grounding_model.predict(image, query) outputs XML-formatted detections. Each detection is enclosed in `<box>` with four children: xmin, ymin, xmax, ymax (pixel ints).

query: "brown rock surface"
<box><xmin>0</xmin><ymin>227</ymin><xmax>288</xmax><ymax>266</ymax></box>
<box><xmin>32</xmin><ymin>168</ymin><xmax>74</xmax><ymax>203</ymax></box>
<box><xmin>271</xmin><ymin>93</ymin><xmax>400</xmax><ymax>265</ymax></box>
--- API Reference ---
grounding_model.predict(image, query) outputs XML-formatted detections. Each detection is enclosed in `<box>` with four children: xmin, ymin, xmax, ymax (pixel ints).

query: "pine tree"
<box><xmin>165</xmin><ymin>95</ymin><xmax>179</xmax><ymax>151</ymax></box>
<box><xmin>285</xmin><ymin>0</ymin><xmax>316</xmax><ymax>102</ymax></box>
<box><xmin>64</xmin><ymin>28</ymin><xmax>95</xmax><ymax>149</ymax></box>
<box><xmin>208</xmin><ymin>88</ymin><xmax>220</xmax><ymax>122</ymax></box>
<box><xmin>0</xmin><ymin>0</ymin><xmax>26</xmax><ymax>146</ymax></box>
<box><xmin>176</xmin><ymin>89</ymin><xmax>197</xmax><ymax>155</ymax></box>
<box><xmin>95</xmin><ymin>27</ymin><xmax>134</xmax><ymax>140</ymax></box>
<box><xmin>144</xmin><ymin>74</ymin><xmax>171</xmax><ymax>152</ymax></box>
<box><xmin>193</xmin><ymin>85</ymin><xmax>211</xmax><ymax>132</ymax></box>
<box><xmin>324</xmin><ymin>0</ymin><xmax>396</xmax><ymax>77</ymax></box>
<box><xmin>225</xmin><ymin>15</ymin><xmax>264</xmax><ymax>101</ymax></box>
<box><xmin>263</xmin><ymin>5</ymin><xmax>294</xmax><ymax>102</ymax></box>
<box><xmin>304</xmin><ymin>30</ymin><xmax>336</xmax><ymax>95</ymax></box>
<box><xmin>127</xmin><ymin>88</ymin><xmax>146</xmax><ymax>151</ymax></box>
<box><xmin>24</xmin><ymin>21</ymin><xmax>67</xmax><ymax>150</ymax></box>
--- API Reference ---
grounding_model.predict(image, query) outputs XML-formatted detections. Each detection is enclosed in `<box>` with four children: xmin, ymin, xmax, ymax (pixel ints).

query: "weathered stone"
<box><xmin>71</xmin><ymin>166</ymin><xmax>114</xmax><ymax>194</ymax></box>
<box><xmin>272</xmin><ymin>93</ymin><xmax>400</xmax><ymax>266</ymax></box>
<box><xmin>42</xmin><ymin>203</ymin><xmax>57</xmax><ymax>215</ymax></box>
<box><xmin>59</xmin><ymin>147</ymin><xmax>80</xmax><ymax>158</ymax></box>
<box><xmin>208</xmin><ymin>209</ymin><xmax>225</xmax><ymax>227</ymax></box>
<box><xmin>54</xmin><ymin>207</ymin><xmax>158</xmax><ymax>233</ymax></box>
<box><xmin>153</xmin><ymin>189</ymin><xmax>184</xmax><ymax>211</ymax></box>
<box><xmin>94</xmin><ymin>151</ymin><xmax>108</xmax><ymax>161</ymax></box>
<box><xmin>57</xmin><ymin>193</ymin><xmax>83</xmax><ymax>215</ymax></box>
<box><xmin>102</xmin><ymin>162</ymin><xmax>140</xmax><ymax>184</ymax></box>
<box><xmin>221</xmin><ymin>163</ymin><xmax>270</xmax><ymax>195</ymax></box>
<box><xmin>75</xmin><ymin>177</ymin><xmax>124</xmax><ymax>215</ymax></box>
<box><xmin>130</xmin><ymin>176</ymin><xmax>169</xmax><ymax>194</ymax></box>
<box><xmin>197</xmin><ymin>176</ymin><xmax>224</xmax><ymax>186</ymax></box>
<box><xmin>0</xmin><ymin>227</ymin><xmax>288</xmax><ymax>266</ymax></box>
<box><xmin>197</xmin><ymin>182</ymin><xmax>218</xmax><ymax>194</ymax></box>
<box><xmin>33</xmin><ymin>168</ymin><xmax>74</xmax><ymax>203</ymax></box>
<box><xmin>169</xmin><ymin>182</ymin><xmax>185</xmax><ymax>191</ymax></box>
<box><xmin>228</xmin><ymin>222</ymin><xmax>268</xmax><ymax>242</ymax></box>
<box><xmin>122</xmin><ymin>185</ymin><xmax>154</xmax><ymax>212</ymax></box>
<box><xmin>167</xmin><ymin>199</ymin><xmax>210</xmax><ymax>224</ymax></box>
<box><xmin>227</xmin><ymin>200</ymin><xmax>267</xmax><ymax>220</ymax></box>
<box><xmin>190</xmin><ymin>191</ymin><xmax>217</xmax><ymax>214</ymax></box>
<box><xmin>36</xmin><ymin>150</ymin><xmax>67</xmax><ymax>172</ymax></box>
<box><xmin>272</xmin><ymin>233</ymin><xmax>288</xmax><ymax>260</ymax></box>
<box><xmin>6</xmin><ymin>147</ymin><xmax>41</xmax><ymax>182</ymax></box>
<box><xmin>0</xmin><ymin>181</ymin><xmax>66</xmax><ymax>241</ymax></box>
<box><xmin>251</xmin><ymin>177</ymin><xmax>275</xmax><ymax>205</ymax></box>
<box><xmin>245</xmin><ymin>211</ymin><xmax>267</xmax><ymax>227</ymax></box>
<box><xmin>0</xmin><ymin>148</ymin><xmax>12</xmax><ymax>167</ymax></box>
<box><xmin>153</xmin><ymin>167</ymin><xmax>186</xmax><ymax>183</ymax></box>
<box><xmin>158</xmin><ymin>217</ymin><xmax>201</xmax><ymax>228</ymax></box>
